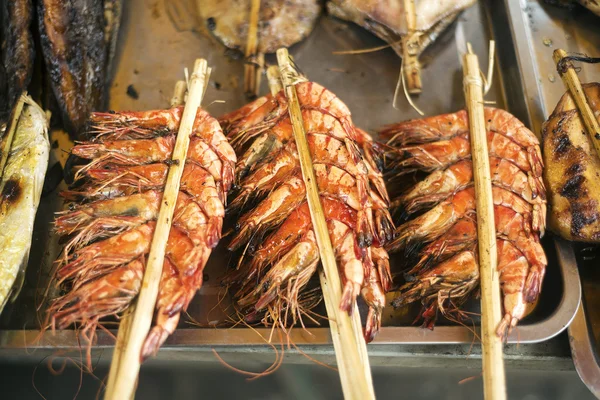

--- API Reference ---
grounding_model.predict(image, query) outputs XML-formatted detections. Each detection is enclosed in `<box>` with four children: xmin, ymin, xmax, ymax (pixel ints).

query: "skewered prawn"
<box><xmin>388</xmin><ymin>186</ymin><xmax>538</xmax><ymax>253</ymax></box>
<box><xmin>48</xmin><ymin>107</ymin><xmax>236</xmax><ymax>361</ymax></box>
<box><xmin>380</xmin><ymin>108</ymin><xmax>545</xmax><ymax>204</ymax></box>
<box><xmin>381</xmin><ymin>131</ymin><xmax>544</xmax><ymax>196</ymax></box>
<box><xmin>397</xmin><ymin>157</ymin><xmax>545</xmax><ymax>216</ymax></box>
<box><xmin>382</xmin><ymin>108</ymin><xmax>547</xmax><ymax>338</ymax></box>
<box><xmin>220</xmin><ymin>81</ymin><xmax>393</xmax><ymax>342</ymax></box>
<box><xmin>392</xmin><ymin>250</ymin><xmax>480</xmax><ymax>329</ymax></box>
<box><xmin>89</xmin><ymin>107</ymin><xmax>236</xmax><ymax>192</ymax></box>
<box><xmin>380</xmin><ymin>108</ymin><xmax>541</xmax><ymax>149</ymax></box>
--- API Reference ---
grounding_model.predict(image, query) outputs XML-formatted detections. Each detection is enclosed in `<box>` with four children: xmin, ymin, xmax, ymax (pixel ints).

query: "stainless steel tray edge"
<box><xmin>0</xmin><ymin>239</ymin><xmax>581</xmax><ymax>348</ymax></box>
<box><xmin>501</xmin><ymin>0</ymin><xmax>600</xmax><ymax>396</ymax></box>
<box><xmin>569</xmin><ymin>302</ymin><xmax>600</xmax><ymax>398</ymax></box>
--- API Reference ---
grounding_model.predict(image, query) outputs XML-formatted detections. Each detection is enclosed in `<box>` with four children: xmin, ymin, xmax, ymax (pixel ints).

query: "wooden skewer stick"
<box><xmin>462</xmin><ymin>43</ymin><xmax>506</xmax><ymax>400</ymax></box>
<box><xmin>255</xmin><ymin>52</ymin><xmax>265</xmax><ymax>96</ymax></box>
<box><xmin>553</xmin><ymin>49</ymin><xmax>600</xmax><ymax>160</ymax></box>
<box><xmin>104</xmin><ymin>79</ymin><xmax>190</xmax><ymax>399</ymax></box>
<box><xmin>265</xmin><ymin>66</ymin><xmax>371</xmax><ymax>373</ymax></box>
<box><xmin>276</xmin><ymin>48</ymin><xmax>375</xmax><ymax>400</ymax></box>
<box><xmin>170</xmin><ymin>80</ymin><xmax>187</xmax><ymax>107</ymax></box>
<box><xmin>264</xmin><ymin>67</ymin><xmax>372</xmax><ymax>374</ymax></box>
<box><xmin>401</xmin><ymin>0</ymin><xmax>421</xmax><ymax>94</ymax></box>
<box><xmin>104</xmin><ymin>305</ymin><xmax>135</xmax><ymax>400</ymax></box>
<box><xmin>104</xmin><ymin>59</ymin><xmax>209</xmax><ymax>400</ymax></box>
<box><xmin>244</xmin><ymin>0</ymin><xmax>261</xmax><ymax>97</ymax></box>
<box><xmin>266</xmin><ymin>65</ymin><xmax>282</xmax><ymax>95</ymax></box>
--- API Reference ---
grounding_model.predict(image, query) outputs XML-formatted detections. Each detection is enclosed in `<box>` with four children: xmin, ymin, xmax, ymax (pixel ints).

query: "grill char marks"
<box><xmin>560</xmin><ymin>174</ymin><xmax>586</xmax><ymax>199</ymax></box>
<box><xmin>1</xmin><ymin>178</ymin><xmax>22</xmax><ymax>206</ymax></box>
<box><xmin>37</xmin><ymin>0</ymin><xmax>106</xmax><ymax>137</ymax></box>
<box><xmin>1</xmin><ymin>0</ymin><xmax>34</xmax><ymax>111</ymax></box>
<box><xmin>542</xmin><ymin>83</ymin><xmax>600</xmax><ymax>242</ymax></box>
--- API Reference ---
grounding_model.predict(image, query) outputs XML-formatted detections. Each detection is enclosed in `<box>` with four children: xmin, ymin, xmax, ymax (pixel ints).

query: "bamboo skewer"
<box><xmin>276</xmin><ymin>48</ymin><xmax>375</xmax><ymax>400</ymax></box>
<box><xmin>170</xmin><ymin>80</ymin><xmax>187</xmax><ymax>107</ymax></box>
<box><xmin>462</xmin><ymin>43</ymin><xmax>506</xmax><ymax>400</ymax></box>
<box><xmin>104</xmin><ymin>59</ymin><xmax>209</xmax><ymax>400</ymax></box>
<box><xmin>255</xmin><ymin>52</ymin><xmax>265</xmax><ymax>96</ymax></box>
<box><xmin>104</xmin><ymin>305</ymin><xmax>135</xmax><ymax>399</ymax></box>
<box><xmin>553</xmin><ymin>49</ymin><xmax>600</xmax><ymax>160</ymax></box>
<box><xmin>265</xmin><ymin>65</ymin><xmax>372</xmax><ymax>377</ymax></box>
<box><xmin>244</xmin><ymin>0</ymin><xmax>262</xmax><ymax>97</ymax></box>
<box><xmin>104</xmin><ymin>80</ymin><xmax>189</xmax><ymax>398</ymax></box>
<box><xmin>265</xmin><ymin>64</ymin><xmax>371</xmax><ymax>369</ymax></box>
<box><xmin>267</xmin><ymin>65</ymin><xmax>282</xmax><ymax>95</ymax></box>
<box><xmin>401</xmin><ymin>0</ymin><xmax>421</xmax><ymax>94</ymax></box>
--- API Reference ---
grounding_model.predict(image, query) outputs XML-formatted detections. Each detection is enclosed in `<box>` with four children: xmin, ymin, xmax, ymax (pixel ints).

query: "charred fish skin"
<box><xmin>1</xmin><ymin>0</ymin><xmax>34</xmax><ymax>110</ymax></box>
<box><xmin>103</xmin><ymin>0</ymin><xmax>123</xmax><ymax>85</ymax></box>
<box><xmin>0</xmin><ymin>96</ymin><xmax>49</xmax><ymax>312</ymax></box>
<box><xmin>37</xmin><ymin>0</ymin><xmax>107</xmax><ymax>137</ymax></box>
<box><xmin>542</xmin><ymin>83</ymin><xmax>600</xmax><ymax>242</ymax></box>
<box><xmin>0</xmin><ymin>3</ymin><xmax>5</xmax><ymax>113</ymax></box>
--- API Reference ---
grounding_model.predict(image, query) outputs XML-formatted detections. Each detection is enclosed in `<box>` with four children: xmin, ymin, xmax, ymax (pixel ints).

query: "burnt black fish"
<box><xmin>1</xmin><ymin>0</ymin><xmax>34</xmax><ymax>111</ymax></box>
<box><xmin>37</xmin><ymin>0</ymin><xmax>107</xmax><ymax>137</ymax></box>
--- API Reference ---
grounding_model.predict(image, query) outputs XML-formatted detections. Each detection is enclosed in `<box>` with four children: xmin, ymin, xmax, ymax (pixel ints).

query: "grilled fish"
<box><xmin>327</xmin><ymin>0</ymin><xmax>475</xmax><ymax>36</ymax></box>
<box><xmin>37</xmin><ymin>0</ymin><xmax>107</xmax><ymax>137</ymax></box>
<box><xmin>1</xmin><ymin>0</ymin><xmax>34</xmax><ymax>111</ymax></box>
<box><xmin>198</xmin><ymin>0</ymin><xmax>322</xmax><ymax>54</ymax></box>
<box><xmin>327</xmin><ymin>0</ymin><xmax>476</xmax><ymax>93</ymax></box>
<box><xmin>542</xmin><ymin>83</ymin><xmax>600</xmax><ymax>242</ymax></box>
<box><xmin>0</xmin><ymin>5</ymin><xmax>5</xmax><ymax>113</ymax></box>
<box><xmin>0</xmin><ymin>95</ymin><xmax>49</xmax><ymax>312</ymax></box>
<box><xmin>103</xmin><ymin>0</ymin><xmax>123</xmax><ymax>82</ymax></box>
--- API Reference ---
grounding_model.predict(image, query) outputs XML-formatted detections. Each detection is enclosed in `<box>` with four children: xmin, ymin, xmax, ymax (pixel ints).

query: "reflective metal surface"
<box><xmin>570</xmin><ymin>242</ymin><xmax>600</xmax><ymax>398</ymax></box>
<box><xmin>569</xmin><ymin>302</ymin><xmax>600</xmax><ymax>398</ymax></box>
<box><xmin>497</xmin><ymin>0</ymin><xmax>600</xmax><ymax>397</ymax></box>
<box><xmin>0</xmin><ymin>0</ymin><xmax>582</xmax><ymax>353</ymax></box>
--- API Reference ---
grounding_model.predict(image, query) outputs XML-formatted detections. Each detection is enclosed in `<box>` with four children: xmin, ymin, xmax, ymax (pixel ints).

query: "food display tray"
<box><xmin>0</xmin><ymin>0</ymin><xmax>581</xmax><ymax>354</ymax></box>
<box><xmin>497</xmin><ymin>0</ymin><xmax>600</xmax><ymax>396</ymax></box>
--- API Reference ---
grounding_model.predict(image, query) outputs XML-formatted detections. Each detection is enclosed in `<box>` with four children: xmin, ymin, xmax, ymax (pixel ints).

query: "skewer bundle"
<box><xmin>381</xmin><ymin>105</ymin><xmax>547</xmax><ymax>336</ymax></box>
<box><xmin>45</xmin><ymin>60</ymin><xmax>236</xmax><ymax>399</ymax></box>
<box><xmin>218</xmin><ymin>48</ymin><xmax>387</xmax><ymax>398</ymax></box>
<box><xmin>219</xmin><ymin>53</ymin><xmax>394</xmax><ymax>346</ymax></box>
<box><xmin>380</xmin><ymin>43</ymin><xmax>541</xmax><ymax>399</ymax></box>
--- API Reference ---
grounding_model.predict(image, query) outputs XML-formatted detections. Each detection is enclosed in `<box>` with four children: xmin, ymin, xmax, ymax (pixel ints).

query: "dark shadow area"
<box><xmin>0</xmin><ymin>360</ymin><xmax>594</xmax><ymax>400</ymax></box>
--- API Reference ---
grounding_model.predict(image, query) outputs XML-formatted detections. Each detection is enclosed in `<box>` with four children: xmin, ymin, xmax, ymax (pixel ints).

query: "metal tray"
<box><xmin>0</xmin><ymin>0</ymin><xmax>581</xmax><ymax>353</ymax></box>
<box><xmin>570</xmin><ymin>245</ymin><xmax>600</xmax><ymax>399</ymax></box>
<box><xmin>496</xmin><ymin>0</ymin><xmax>600</xmax><ymax>397</ymax></box>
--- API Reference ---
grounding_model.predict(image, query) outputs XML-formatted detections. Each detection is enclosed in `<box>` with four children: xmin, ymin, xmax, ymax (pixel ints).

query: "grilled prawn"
<box><xmin>381</xmin><ymin>108</ymin><xmax>547</xmax><ymax>338</ymax></box>
<box><xmin>220</xmin><ymin>81</ymin><xmax>393</xmax><ymax>342</ymax></box>
<box><xmin>48</xmin><ymin>107</ymin><xmax>236</xmax><ymax>359</ymax></box>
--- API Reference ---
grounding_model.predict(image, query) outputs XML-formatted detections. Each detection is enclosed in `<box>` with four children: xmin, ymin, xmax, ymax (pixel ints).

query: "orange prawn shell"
<box><xmin>220</xmin><ymin>81</ymin><xmax>393</xmax><ymax>342</ymax></box>
<box><xmin>50</xmin><ymin>106</ymin><xmax>235</xmax><ymax>361</ymax></box>
<box><xmin>385</xmin><ymin>107</ymin><xmax>547</xmax><ymax>337</ymax></box>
